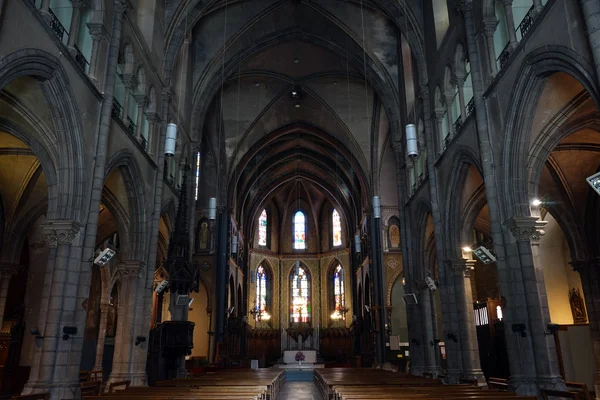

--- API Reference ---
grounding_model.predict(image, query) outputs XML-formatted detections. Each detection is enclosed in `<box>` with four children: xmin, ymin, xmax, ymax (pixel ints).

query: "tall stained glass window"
<box><xmin>291</xmin><ymin>265</ymin><xmax>310</xmax><ymax>323</ymax></box>
<box><xmin>331</xmin><ymin>265</ymin><xmax>345</xmax><ymax>320</ymax></box>
<box><xmin>258</xmin><ymin>209</ymin><xmax>267</xmax><ymax>246</ymax></box>
<box><xmin>332</xmin><ymin>209</ymin><xmax>342</xmax><ymax>247</ymax></box>
<box><xmin>293</xmin><ymin>211</ymin><xmax>306</xmax><ymax>249</ymax></box>
<box><xmin>255</xmin><ymin>265</ymin><xmax>270</xmax><ymax>320</ymax></box>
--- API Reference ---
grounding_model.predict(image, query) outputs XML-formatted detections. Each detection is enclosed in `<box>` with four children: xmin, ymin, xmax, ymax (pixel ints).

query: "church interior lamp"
<box><xmin>208</xmin><ymin>197</ymin><xmax>217</xmax><ymax>220</ymax></box>
<box><xmin>473</xmin><ymin>246</ymin><xmax>496</xmax><ymax>264</ymax></box>
<box><xmin>94</xmin><ymin>247</ymin><xmax>116</xmax><ymax>267</ymax></box>
<box><xmin>354</xmin><ymin>234</ymin><xmax>361</xmax><ymax>253</ymax></box>
<box><xmin>587</xmin><ymin>172</ymin><xmax>600</xmax><ymax>195</ymax></box>
<box><xmin>373</xmin><ymin>196</ymin><xmax>381</xmax><ymax>219</ymax></box>
<box><xmin>165</xmin><ymin>123</ymin><xmax>177</xmax><ymax>157</ymax></box>
<box><xmin>406</xmin><ymin>124</ymin><xmax>418</xmax><ymax>158</ymax></box>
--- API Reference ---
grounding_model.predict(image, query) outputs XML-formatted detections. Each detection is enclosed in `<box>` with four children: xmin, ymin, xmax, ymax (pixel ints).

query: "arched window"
<box><xmin>293</xmin><ymin>211</ymin><xmax>306</xmax><ymax>250</ymax></box>
<box><xmin>330</xmin><ymin>265</ymin><xmax>345</xmax><ymax>321</ymax></box>
<box><xmin>290</xmin><ymin>265</ymin><xmax>310</xmax><ymax>323</ymax></box>
<box><xmin>258</xmin><ymin>209</ymin><xmax>268</xmax><ymax>246</ymax></box>
<box><xmin>255</xmin><ymin>265</ymin><xmax>271</xmax><ymax>321</ymax></box>
<box><xmin>332</xmin><ymin>209</ymin><xmax>342</xmax><ymax>247</ymax></box>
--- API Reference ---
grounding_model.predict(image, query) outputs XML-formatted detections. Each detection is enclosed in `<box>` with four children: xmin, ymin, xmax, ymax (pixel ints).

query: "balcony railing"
<box><xmin>517</xmin><ymin>5</ymin><xmax>535</xmax><ymax>40</ymax></box>
<box><xmin>140</xmin><ymin>136</ymin><xmax>148</xmax><ymax>151</ymax></box>
<box><xmin>453</xmin><ymin>118</ymin><xmax>463</xmax><ymax>135</ymax></box>
<box><xmin>112</xmin><ymin>100</ymin><xmax>123</xmax><ymax>120</ymax></box>
<box><xmin>498</xmin><ymin>42</ymin><xmax>511</xmax><ymax>70</ymax></box>
<box><xmin>466</xmin><ymin>98</ymin><xmax>475</xmax><ymax>117</ymax></box>
<box><xmin>127</xmin><ymin>117</ymin><xmax>137</xmax><ymax>136</ymax></box>
<box><xmin>48</xmin><ymin>8</ymin><xmax>68</xmax><ymax>44</ymax></box>
<box><xmin>74</xmin><ymin>45</ymin><xmax>89</xmax><ymax>73</ymax></box>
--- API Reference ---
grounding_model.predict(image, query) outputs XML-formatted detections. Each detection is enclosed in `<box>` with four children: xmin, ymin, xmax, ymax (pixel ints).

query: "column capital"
<box><xmin>134</xmin><ymin>94</ymin><xmax>148</xmax><ymax>107</ymax></box>
<box><xmin>481</xmin><ymin>19</ymin><xmax>499</xmax><ymax>37</ymax></box>
<box><xmin>457</xmin><ymin>0</ymin><xmax>474</xmax><ymax>12</ymax></box>
<box><xmin>113</xmin><ymin>0</ymin><xmax>132</xmax><ymax>14</ymax></box>
<box><xmin>161</xmin><ymin>86</ymin><xmax>175</xmax><ymax>104</ymax></box>
<box><xmin>451</xmin><ymin>73</ymin><xmax>466</xmax><ymax>87</ymax></box>
<box><xmin>121</xmin><ymin>74</ymin><xmax>136</xmax><ymax>89</ymax></box>
<box><xmin>42</xmin><ymin>220</ymin><xmax>81</xmax><ymax>247</ymax></box>
<box><xmin>72</xmin><ymin>0</ymin><xmax>92</xmax><ymax>8</ymax></box>
<box><xmin>571</xmin><ymin>258</ymin><xmax>600</xmax><ymax>272</ymax></box>
<box><xmin>504</xmin><ymin>216</ymin><xmax>545</xmax><ymax>243</ymax></box>
<box><xmin>145</xmin><ymin>111</ymin><xmax>161</xmax><ymax>123</ymax></box>
<box><xmin>449</xmin><ymin>259</ymin><xmax>477</xmax><ymax>277</ymax></box>
<box><xmin>116</xmin><ymin>261</ymin><xmax>144</xmax><ymax>278</ymax></box>
<box><xmin>498</xmin><ymin>0</ymin><xmax>514</xmax><ymax>6</ymax></box>
<box><xmin>391</xmin><ymin>140</ymin><xmax>403</xmax><ymax>152</ymax></box>
<box><xmin>0</xmin><ymin>263</ymin><xmax>20</xmax><ymax>277</ymax></box>
<box><xmin>87</xmin><ymin>22</ymin><xmax>108</xmax><ymax>42</ymax></box>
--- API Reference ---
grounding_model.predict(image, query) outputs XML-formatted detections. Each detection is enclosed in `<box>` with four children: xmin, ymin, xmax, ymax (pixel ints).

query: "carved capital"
<box><xmin>43</xmin><ymin>220</ymin><xmax>81</xmax><ymax>247</ymax></box>
<box><xmin>457</xmin><ymin>0</ymin><xmax>473</xmax><ymax>12</ymax></box>
<box><xmin>161</xmin><ymin>86</ymin><xmax>174</xmax><ymax>104</ymax></box>
<box><xmin>72</xmin><ymin>0</ymin><xmax>91</xmax><ymax>8</ymax></box>
<box><xmin>87</xmin><ymin>23</ymin><xmax>108</xmax><ymax>42</ymax></box>
<box><xmin>449</xmin><ymin>259</ymin><xmax>476</xmax><ymax>277</ymax></box>
<box><xmin>504</xmin><ymin>216</ymin><xmax>544</xmax><ymax>243</ymax></box>
<box><xmin>145</xmin><ymin>111</ymin><xmax>161</xmax><ymax>123</ymax></box>
<box><xmin>134</xmin><ymin>94</ymin><xmax>148</xmax><ymax>107</ymax></box>
<box><xmin>0</xmin><ymin>264</ymin><xmax>20</xmax><ymax>278</ymax></box>
<box><xmin>497</xmin><ymin>0</ymin><xmax>513</xmax><ymax>6</ymax></box>
<box><xmin>113</xmin><ymin>0</ymin><xmax>131</xmax><ymax>14</ymax></box>
<box><xmin>481</xmin><ymin>19</ymin><xmax>499</xmax><ymax>37</ymax></box>
<box><xmin>391</xmin><ymin>141</ymin><xmax>403</xmax><ymax>151</ymax></box>
<box><xmin>451</xmin><ymin>73</ymin><xmax>466</xmax><ymax>87</ymax></box>
<box><xmin>121</xmin><ymin>74</ymin><xmax>136</xmax><ymax>89</ymax></box>
<box><xmin>116</xmin><ymin>261</ymin><xmax>144</xmax><ymax>278</ymax></box>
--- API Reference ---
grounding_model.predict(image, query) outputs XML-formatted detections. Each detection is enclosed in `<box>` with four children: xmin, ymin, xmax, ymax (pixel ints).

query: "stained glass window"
<box><xmin>332</xmin><ymin>209</ymin><xmax>342</xmax><ymax>247</ymax></box>
<box><xmin>255</xmin><ymin>265</ymin><xmax>270</xmax><ymax>321</ymax></box>
<box><xmin>291</xmin><ymin>265</ymin><xmax>310</xmax><ymax>323</ymax></box>
<box><xmin>258</xmin><ymin>209</ymin><xmax>267</xmax><ymax>246</ymax></box>
<box><xmin>293</xmin><ymin>211</ymin><xmax>306</xmax><ymax>250</ymax></box>
<box><xmin>331</xmin><ymin>265</ymin><xmax>345</xmax><ymax>320</ymax></box>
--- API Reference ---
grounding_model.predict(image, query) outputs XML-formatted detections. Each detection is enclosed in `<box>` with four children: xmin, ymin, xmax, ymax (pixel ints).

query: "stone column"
<box><xmin>482</xmin><ymin>19</ymin><xmax>499</xmax><ymax>77</ymax></box>
<box><xmin>499</xmin><ymin>0</ymin><xmax>519</xmax><ymax>50</ymax></box>
<box><xmin>453</xmin><ymin>74</ymin><xmax>467</xmax><ymax>123</ymax></box>
<box><xmin>0</xmin><ymin>264</ymin><xmax>19</xmax><ymax>330</ymax></box>
<box><xmin>67</xmin><ymin>0</ymin><xmax>89</xmax><ymax>56</ymax></box>
<box><xmin>86</xmin><ymin>23</ymin><xmax>107</xmax><ymax>86</ymax></box>
<box><xmin>581</xmin><ymin>0</ymin><xmax>600</xmax><ymax>87</ymax></box>
<box><xmin>416</xmin><ymin>283</ymin><xmax>439</xmax><ymax>376</ymax></box>
<box><xmin>572</xmin><ymin>259</ymin><xmax>600</xmax><ymax>399</ymax></box>
<box><xmin>134</xmin><ymin>95</ymin><xmax>147</xmax><ymax>142</ymax></box>
<box><xmin>108</xmin><ymin>262</ymin><xmax>143</xmax><ymax>386</ymax></box>
<box><xmin>450</xmin><ymin>258</ymin><xmax>486</xmax><ymax>384</ymax></box>
<box><xmin>144</xmin><ymin>112</ymin><xmax>160</xmax><ymax>157</ymax></box>
<box><xmin>506</xmin><ymin>217</ymin><xmax>565</xmax><ymax>392</ymax></box>
<box><xmin>121</xmin><ymin>75</ymin><xmax>135</xmax><ymax>126</ymax></box>
<box><xmin>22</xmin><ymin>220</ymin><xmax>82</xmax><ymax>400</ymax></box>
<box><xmin>39</xmin><ymin>0</ymin><xmax>51</xmax><ymax>21</ymax></box>
<box><xmin>93</xmin><ymin>303</ymin><xmax>113</xmax><ymax>371</ymax></box>
<box><xmin>532</xmin><ymin>0</ymin><xmax>543</xmax><ymax>16</ymax></box>
<box><xmin>433</xmin><ymin>109</ymin><xmax>445</xmax><ymax>153</ymax></box>
<box><xmin>444</xmin><ymin>94</ymin><xmax>454</xmax><ymax>138</ymax></box>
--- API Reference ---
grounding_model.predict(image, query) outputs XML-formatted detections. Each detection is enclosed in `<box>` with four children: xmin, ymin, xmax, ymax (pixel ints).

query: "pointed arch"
<box><xmin>290</xmin><ymin>262</ymin><xmax>311</xmax><ymax>323</ymax></box>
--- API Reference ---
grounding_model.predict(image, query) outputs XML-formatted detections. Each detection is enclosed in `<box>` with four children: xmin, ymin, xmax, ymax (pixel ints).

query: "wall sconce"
<box><xmin>512</xmin><ymin>323</ymin><xmax>527</xmax><ymax>338</ymax></box>
<box><xmin>30</xmin><ymin>328</ymin><xmax>43</xmax><ymax>340</ymax></box>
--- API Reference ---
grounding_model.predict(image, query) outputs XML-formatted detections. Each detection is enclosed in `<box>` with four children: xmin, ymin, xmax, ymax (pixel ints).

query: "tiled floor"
<box><xmin>279</xmin><ymin>381</ymin><xmax>321</xmax><ymax>399</ymax></box>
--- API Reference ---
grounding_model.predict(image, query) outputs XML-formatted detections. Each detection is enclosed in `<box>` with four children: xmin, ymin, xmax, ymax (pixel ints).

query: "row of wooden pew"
<box><xmin>314</xmin><ymin>369</ymin><xmax>536</xmax><ymax>400</ymax></box>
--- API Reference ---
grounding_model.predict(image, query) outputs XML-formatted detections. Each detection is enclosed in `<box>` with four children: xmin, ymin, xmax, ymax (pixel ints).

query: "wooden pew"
<box><xmin>541</xmin><ymin>389</ymin><xmax>579</xmax><ymax>400</ymax></box>
<box><xmin>10</xmin><ymin>394</ymin><xmax>50</xmax><ymax>400</ymax></box>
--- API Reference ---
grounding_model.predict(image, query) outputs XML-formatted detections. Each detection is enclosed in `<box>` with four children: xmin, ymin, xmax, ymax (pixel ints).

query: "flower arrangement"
<box><xmin>295</xmin><ymin>351</ymin><xmax>305</xmax><ymax>362</ymax></box>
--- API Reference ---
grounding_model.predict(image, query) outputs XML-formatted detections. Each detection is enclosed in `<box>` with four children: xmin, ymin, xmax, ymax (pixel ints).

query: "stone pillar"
<box><xmin>506</xmin><ymin>217</ymin><xmax>565</xmax><ymax>392</ymax></box>
<box><xmin>532</xmin><ymin>0</ymin><xmax>543</xmax><ymax>16</ymax></box>
<box><xmin>108</xmin><ymin>262</ymin><xmax>143</xmax><ymax>386</ymax></box>
<box><xmin>572</xmin><ymin>259</ymin><xmax>600</xmax><ymax>399</ymax></box>
<box><xmin>39</xmin><ymin>0</ymin><xmax>51</xmax><ymax>21</ymax></box>
<box><xmin>416</xmin><ymin>283</ymin><xmax>439</xmax><ymax>376</ymax></box>
<box><xmin>22</xmin><ymin>220</ymin><xmax>82</xmax><ymax>400</ymax></box>
<box><xmin>482</xmin><ymin>19</ymin><xmax>499</xmax><ymax>77</ymax></box>
<box><xmin>450</xmin><ymin>258</ymin><xmax>486</xmax><ymax>384</ymax></box>
<box><xmin>93</xmin><ymin>303</ymin><xmax>113</xmax><ymax>371</ymax></box>
<box><xmin>0</xmin><ymin>264</ymin><xmax>19</xmax><ymax>330</ymax></box>
<box><xmin>121</xmin><ymin>75</ymin><xmax>135</xmax><ymax>125</ymax></box>
<box><xmin>433</xmin><ymin>109</ymin><xmax>445</xmax><ymax>153</ymax></box>
<box><xmin>144</xmin><ymin>112</ymin><xmax>160</xmax><ymax>157</ymax></box>
<box><xmin>134</xmin><ymin>95</ymin><xmax>147</xmax><ymax>142</ymax></box>
<box><xmin>67</xmin><ymin>0</ymin><xmax>89</xmax><ymax>55</ymax></box>
<box><xmin>453</xmin><ymin>74</ymin><xmax>467</xmax><ymax>123</ymax></box>
<box><xmin>86</xmin><ymin>23</ymin><xmax>107</xmax><ymax>86</ymax></box>
<box><xmin>499</xmin><ymin>0</ymin><xmax>519</xmax><ymax>50</ymax></box>
<box><xmin>581</xmin><ymin>0</ymin><xmax>600</xmax><ymax>87</ymax></box>
<box><xmin>444</xmin><ymin>94</ymin><xmax>454</xmax><ymax>137</ymax></box>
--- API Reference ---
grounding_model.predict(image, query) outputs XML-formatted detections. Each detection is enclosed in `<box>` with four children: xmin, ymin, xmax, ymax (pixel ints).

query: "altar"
<box><xmin>283</xmin><ymin>350</ymin><xmax>317</xmax><ymax>364</ymax></box>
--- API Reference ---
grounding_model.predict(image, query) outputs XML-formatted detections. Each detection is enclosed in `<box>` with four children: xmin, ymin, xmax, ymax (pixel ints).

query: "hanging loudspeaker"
<box><xmin>406</xmin><ymin>124</ymin><xmax>418</xmax><ymax>158</ymax></box>
<box><xmin>354</xmin><ymin>234</ymin><xmax>361</xmax><ymax>254</ymax></box>
<box><xmin>373</xmin><ymin>196</ymin><xmax>381</xmax><ymax>219</ymax></box>
<box><xmin>232</xmin><ymin>235</ymin><xmax>238</xmax><ymax>254</ymax></box>
<box><xmin>165</xmin><ymin>123</ymin><xmax>177</xmax><ymax>157</ymax></box>
<box><xmin>208</xmin><ymin>197</ymin><xmax>217</xmax><ymax>220</ymax></box>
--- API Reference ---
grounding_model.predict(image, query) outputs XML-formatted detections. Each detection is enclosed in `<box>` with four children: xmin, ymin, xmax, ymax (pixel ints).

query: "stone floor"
<box><xmin>279</xmin><ymin>381</ymin><xmax>321</xmax><ymax>399</ymax></box>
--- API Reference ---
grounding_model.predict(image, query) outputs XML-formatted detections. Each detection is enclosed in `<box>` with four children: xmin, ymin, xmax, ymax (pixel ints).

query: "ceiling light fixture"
<box><xmin>295</xmin><ymin>103</ymin><xmax>300</xmax><ymax>108</ymax></box>
<box><xmin>531</xmin><ymin>199</ymin><xmax>542</xmax><ymax>206</ymax></box>
<box><xmin>587</xmin><ymin>172</ymin><xmax>600</xmax><ymax>195</ymax></box>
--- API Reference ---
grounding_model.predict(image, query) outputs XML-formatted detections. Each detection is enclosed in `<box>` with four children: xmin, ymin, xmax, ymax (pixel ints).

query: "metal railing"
<box><xmin>127</xmin><ymin>117</ymin><xmax>137</xmax><ymax>136</ymax></box>
<box><xmin>140</xmin><ymin>136</ymin><xmax>148</xmax><ymax>151</ymax></box>
<box><xmin>466</xmin><ymin>98</ymin><xmax>475</xmax><ymax>117</ymax></box>
<box><xmin>74</xmin><ymin>45</ymin><xmax>89</xmax><ymax>73</ymax></box>
<box><xmin>112</xmin><ymin>101</ymin><xmax>123</xmax><ymax>120</ymax></box>
<box><xmin>48</xmin><ymin>8</ymin><xmax>67</xmax><ymax>44</ymax></box>
<box><xmin>453</xmin><ymin>118</ymin><xmax>463</xmax><ymax>135</ymax></box>
<box><xmin>498</xmin><ymin>42</ymin><xmax>511</xmax><ymax>70</ymax></box>
<box><xmin>517</xmin><ymin>5</ymin><xmax>535</xmax><ymax>40</ymax></box>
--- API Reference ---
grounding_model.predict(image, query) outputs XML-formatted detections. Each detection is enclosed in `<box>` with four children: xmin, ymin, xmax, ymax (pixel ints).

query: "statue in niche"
<box><xmin>389</xmin><ymin>225</ymin><xmax>400</xmax><ymax>248</ymax></box>
<box><xmin>199</xmin><ymin>221</ymin><xmax>209</xmax><ymax>250</ymax></box>
<box><xmin>569</xmin><ymin>287</ymin><xmax>587</xmax><ymax>324</ymax></box>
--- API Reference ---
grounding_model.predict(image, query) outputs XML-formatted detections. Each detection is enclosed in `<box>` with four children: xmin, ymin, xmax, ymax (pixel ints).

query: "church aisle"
<box><xmin>279</xmin><ymin>381</ymin><xmax>322</xmax><ymax>400</ymax></box>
